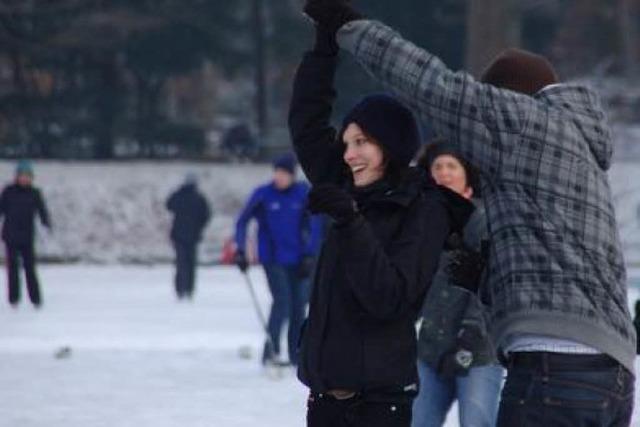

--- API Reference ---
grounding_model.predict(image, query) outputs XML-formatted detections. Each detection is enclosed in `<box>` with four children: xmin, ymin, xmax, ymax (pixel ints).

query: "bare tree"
<box><xmin>465</xmin><ymin>0</ymin><xmax>521</xmax><ymax>77</ymax></box>
<box><xmin>618</xmin><ymin>0</ymin><xmax>639</xmax><ymax>79</ymax></box>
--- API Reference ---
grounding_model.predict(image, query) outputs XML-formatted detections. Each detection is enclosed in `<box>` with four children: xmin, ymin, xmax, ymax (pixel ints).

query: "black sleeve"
<box><xmin>201</xmin><ymin>196</ymin><xmax>212</xmax><ymax>228</ymax></box>
<box><xmin>334</xmin><ymin>192</ymin><xmax>450</xmax><ymax>320</ymax></box>
<box><xmin>166</xmin><ymin>191</ymin><xmax>178</xmax><ymax>212</ymax></box>
<box><xmin>36</xmin><ymin>190</ymin><xmax>51</xmax><ymax>228</ymax></box>
<box><xmin>0</xmin><ymin>187</ymin><xmax>7</xmax><ymax>218</ymax></box>
<box><xmin>288</xmin><ymin>51</ymin><xmax>344</xmax><ymax>186</ymax></box>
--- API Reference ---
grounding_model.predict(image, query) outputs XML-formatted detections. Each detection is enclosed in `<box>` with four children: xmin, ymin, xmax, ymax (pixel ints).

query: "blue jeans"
<box><xmin>262</xmin><ymin>264</ymin><xmax>310</xmax><ymax>364</ymax></box>
<box><xmin>497</xmin><ymin>352</ymin><xmax>634</xmax><ymax>427</ymax></box>
<box><xmin>412</xmin><ymin>360</ymin><xmax>503</xmax><ymax>427</ymax></box>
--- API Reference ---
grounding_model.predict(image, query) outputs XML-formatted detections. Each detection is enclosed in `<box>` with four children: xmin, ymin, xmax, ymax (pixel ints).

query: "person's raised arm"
<box><xmin>303</xmin><ymin>0</ymin><xmax>537</xmax><ymax>178</ymax></box>
<box><xmin>288</xmin><ymin>27</ymin><xmax>344</xmax><ymax>186</ymax></box>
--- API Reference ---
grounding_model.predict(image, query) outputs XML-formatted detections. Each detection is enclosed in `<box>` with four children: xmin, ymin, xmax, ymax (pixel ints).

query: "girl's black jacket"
<box><xmin>288</xmin><ymin>51</ymin><xmax>471</xmax><ymax>396</ymax></box>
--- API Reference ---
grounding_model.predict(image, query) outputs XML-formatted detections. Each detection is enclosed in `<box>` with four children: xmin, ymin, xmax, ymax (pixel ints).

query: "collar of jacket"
<box><xmin>349</xmin><ymin>168</ymin><xmax>422</xmax><ymax>210</ymax></box>
<box><xmin>435</xmin><ymin>185</ymin><xmax>475</xmax><ymax>234</ymax></box>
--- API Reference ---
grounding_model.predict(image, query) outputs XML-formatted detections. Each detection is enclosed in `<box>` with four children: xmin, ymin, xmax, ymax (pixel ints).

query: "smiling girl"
<box><xmin>288</xmin><ymin>27</ymin><xmax>470</xmax><ymax>427</ymax></box>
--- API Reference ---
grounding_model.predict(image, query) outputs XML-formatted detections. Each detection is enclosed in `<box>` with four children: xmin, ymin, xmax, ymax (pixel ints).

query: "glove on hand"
<box><xmin>446</xmin><ymin>243</ymin><xmax>487</xmax><ymax>293</ymax></box>
<box><xmin>234</xmin><ymin>250</ymin><xmax>249</xmax><ymax>273</ymax></box>
<box><xmin>303</xmin><ymin>0</ymin><xmax>363</xmax><ymax>36</ymax></box>
<box><xmin>307</xmin><ymin>184</ymin><xmax>358</xmax><ymax>226</ymax></box>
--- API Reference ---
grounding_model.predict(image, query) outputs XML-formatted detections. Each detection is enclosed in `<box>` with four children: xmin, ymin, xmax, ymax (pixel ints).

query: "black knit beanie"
<box><xmin>340</xmin><ymin>94</ymin><xmax>420</xmax><ymax>171</ymax></box>
<box><xmin>481</xmin><ymin>48</ymin><xmax>559</xmax><ymax>96</ymax></box>
<box><xmin>417</xmin><ymin>140</ymin><xmax>480</xmax><ymax>195</ymax></box>
<box><xmin>272</xmin><ymin>152</ymin><xmax>297</xmax><ymax>175</ymax></box>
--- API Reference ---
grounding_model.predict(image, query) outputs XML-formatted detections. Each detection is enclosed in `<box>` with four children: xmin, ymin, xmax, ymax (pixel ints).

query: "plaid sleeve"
<box><xmin>337</xmin><ymin>20</ymin><xmax>537</xmax><ymax>177</ymax></box>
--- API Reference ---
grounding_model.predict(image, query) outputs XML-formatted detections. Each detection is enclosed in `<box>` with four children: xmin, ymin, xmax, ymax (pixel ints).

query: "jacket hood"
<box><xmin>536</xmin><ymin>84</ymin><xmax>612</xmax><ymax>170</ymax></box>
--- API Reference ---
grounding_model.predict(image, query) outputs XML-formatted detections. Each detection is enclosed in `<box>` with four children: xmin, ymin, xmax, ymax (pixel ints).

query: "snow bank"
<box><xmin>2</xmin><ymin>158</ymin><xmax>640</xmax><ymax>266</ymax></box>
<box><xmin>0</xmin><ymin>161</ymin><xmax>274</xmax><ymax>264</ymax></box>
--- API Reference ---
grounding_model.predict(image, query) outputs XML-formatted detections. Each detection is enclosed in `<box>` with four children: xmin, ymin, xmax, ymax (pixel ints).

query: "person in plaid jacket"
<box><xmin>302</xmin><ymin>1</ymin><xmax>635</xmax><ymax>426</ymax></box>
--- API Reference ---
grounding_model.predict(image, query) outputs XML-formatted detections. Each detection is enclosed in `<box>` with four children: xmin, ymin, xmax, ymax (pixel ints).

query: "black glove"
<box><xmin>297</xmin><ymin>256</ymin><xmax>315</xmax><ymax>280</ymax></box>
<box><xmin>307</xmin><ymin>184</ymin><xmax>358</xmax><ymax>226</ymax></box>
<box><xmin>313</xmin><ymin>25</ymin><xmax>339</xmax><ymax>56</ymax></box>
<box><xmin>234</xmin><ymin>250</ymin><xmax>249</xmax><ymax>273</ymax></box>
<box><xmin>303</xmin><ymin>0</ymin><xmax>363</xmax><ymax>36</ymax></box>
<box><xmin>446</xmin><ymin>242</ymin><xmax>487</xmax><ymax>293</ymax></box>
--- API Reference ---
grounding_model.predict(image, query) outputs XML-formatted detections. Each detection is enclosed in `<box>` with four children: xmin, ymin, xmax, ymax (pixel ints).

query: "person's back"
<box><xmin>166</xmin><ymin>176</ymin><xmax>211</xmax><ymax>299</ymax></box>
<box><xmin>1</xmin><ymin>184</ymin><xmax>48</xmax><ymax>245</ymax></box>
<box><xmin>167</xmin><ymin>182</ymin><xmax>210</xmax><ymax>244</ymax></box>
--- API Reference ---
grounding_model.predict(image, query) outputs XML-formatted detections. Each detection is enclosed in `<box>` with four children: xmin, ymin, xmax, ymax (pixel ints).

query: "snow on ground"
<box><xmin>2</xmin><ymin>266</ymin><xmax>640</xmax><ymax>427</ymax></box>
<box><xmin>0</xmin><ymin>265</ymin><xmax>308</xmax><ymax>427</ymax></box>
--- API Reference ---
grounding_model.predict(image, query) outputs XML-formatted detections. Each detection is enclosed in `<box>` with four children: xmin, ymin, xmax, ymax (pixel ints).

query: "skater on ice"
<box><xmin>1</xmin><ymin>160</ymin><xmax>51</xmax><ymax>308</ymax></box>
<box><xmin>234</xmin><ymin>152</ymin><xmax>322</xmax><ymax>366</ymax></box>
<box><xmin>166</xmin><ymin>172</ymin><xmax>211</xmax><ymax>300</ymax></box>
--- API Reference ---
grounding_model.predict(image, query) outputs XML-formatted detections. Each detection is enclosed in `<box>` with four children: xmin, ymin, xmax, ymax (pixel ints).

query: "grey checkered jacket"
<box><xmin>338</xmin><ymin>20</ymin><xmax>636</xmax><ymax>372</ymax></box>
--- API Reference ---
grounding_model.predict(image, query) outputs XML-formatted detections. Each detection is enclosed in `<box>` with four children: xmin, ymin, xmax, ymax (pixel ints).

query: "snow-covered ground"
<box><xmin>0</xmin><ymin>265</ymin><xmax>309</xmax><ymax>427</ymax></box>
<box><xmin>2</xmin><ymin>266</ymin><xmax>640</xmax><ymax>426</ymax></box>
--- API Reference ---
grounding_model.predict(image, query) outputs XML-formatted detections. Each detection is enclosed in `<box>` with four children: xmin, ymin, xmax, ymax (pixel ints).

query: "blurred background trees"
<box><xmin>0</xmin><ymin>0</ymin><xmax>636</xmax><ymax>159</ymax></box>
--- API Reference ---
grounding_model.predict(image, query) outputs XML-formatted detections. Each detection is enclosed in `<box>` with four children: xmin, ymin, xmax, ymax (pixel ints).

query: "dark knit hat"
<box><xmin>481</xmin><ymin>48</ymin><xmax>559</xmax><ymax>96</ymax></box>
<box><xmin>340</xmin><ymin>94</ymin><xmax>420</xmax><ymax>169</ymax></box>
<box><xmin>272</xmin><ymin>152</ymin><xmax>297</xmax><ymax>175</ymax></box>
<box><xmin>417</xmin><ymin>140</ymin><xmax>480</xmax><ymax>195</ymax></box>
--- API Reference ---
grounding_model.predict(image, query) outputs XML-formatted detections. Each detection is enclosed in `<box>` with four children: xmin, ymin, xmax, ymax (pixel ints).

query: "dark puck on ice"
<box><xmin>54</xmin><ymin>346</ymin><xmax>72</xmax><ymax>359</ymax></box>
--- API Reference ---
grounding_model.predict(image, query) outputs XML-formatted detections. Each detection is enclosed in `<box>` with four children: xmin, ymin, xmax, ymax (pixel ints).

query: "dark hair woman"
<box><xmin>412</xmin><ymin>141</ymin><xmax>503</xmax><ymax>427</ymax></box>
<box><xmin>288</xmin><ymin>27</ymin><xmax>471</xmax><ymax>427</ymax></box>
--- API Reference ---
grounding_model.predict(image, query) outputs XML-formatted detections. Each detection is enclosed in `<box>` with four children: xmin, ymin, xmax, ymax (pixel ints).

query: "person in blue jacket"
<box><xmin>234</xmin><ymin>153</ymin><xmax>322</xmax><ymax>366</ymax></box>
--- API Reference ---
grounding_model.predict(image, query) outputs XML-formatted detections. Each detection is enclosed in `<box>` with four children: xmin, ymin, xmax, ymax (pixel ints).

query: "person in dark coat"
<box><xmin>166</xmin><ymin>173</ymin><xmax>211</xmax><ymax>299</ymax></box>
<box><xmin>234</xmin><ymin>153</ymin><xmax>322</xmax><ymax>366</ymax></box>
<box><xmin>1</xmin><ymin>160</ymin><xmax>51</xmax><ymax>308</ymax></box>
<box><xmin>412</xmin><ymin>142</ymin><xmax>502</xmax><ymax>427</ymax></box>
<box><xmin>288</xmin><ymin>25</ymin><xmax>471</xmax><ymax>427</ymax></box>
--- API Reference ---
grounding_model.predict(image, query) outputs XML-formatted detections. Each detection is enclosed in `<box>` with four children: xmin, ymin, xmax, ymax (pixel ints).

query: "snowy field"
<box><xmin>2</xmin><ymin>266</ymin><xmax>640</xmax><ymax>427</ymax></box>
<box><xmin>0</xmin><ymin>266</ymin><xmax>308</xmax><ymax>427</ymax></box>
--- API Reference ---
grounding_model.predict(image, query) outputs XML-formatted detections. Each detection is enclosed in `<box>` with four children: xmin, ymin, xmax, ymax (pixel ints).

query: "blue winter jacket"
<box><xmin>234</xmin><ymin>181</ymin><xmax>322</xmax><ymax>266</ymax></box>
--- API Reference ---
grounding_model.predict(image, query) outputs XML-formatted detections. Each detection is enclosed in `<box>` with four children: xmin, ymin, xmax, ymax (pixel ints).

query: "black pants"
<box><xmin>497</xmin><ymin>352</ymin><xmax>635</xmax><ymax>427</ymax></box>
<box><xmin>173</xmin><ymin>241</ymin><xmax>197</xmax><ymax>298</ymax></box>
<box><xmin>6</xmin><ymin>242</ymin><xmax>41</xmax><ymax>306</ymax></box>
<box><xmin>306</xmin><ymin>393</ymin><xmax>412</xmax><ymax>427</ymax></box>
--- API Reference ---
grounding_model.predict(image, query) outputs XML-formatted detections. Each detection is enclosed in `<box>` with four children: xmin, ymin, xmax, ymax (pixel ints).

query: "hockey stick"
<box><xmin>240</xmin><ymin>270</ymin><xmax>279</xmax><ymax>365</ymax></box>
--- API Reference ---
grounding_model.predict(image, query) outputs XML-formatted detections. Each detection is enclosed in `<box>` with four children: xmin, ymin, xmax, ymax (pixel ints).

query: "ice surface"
<box><xmin>1</xmin><ymin>267</ymin><xmax>639</xmax><ymax>426</ymax></box>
